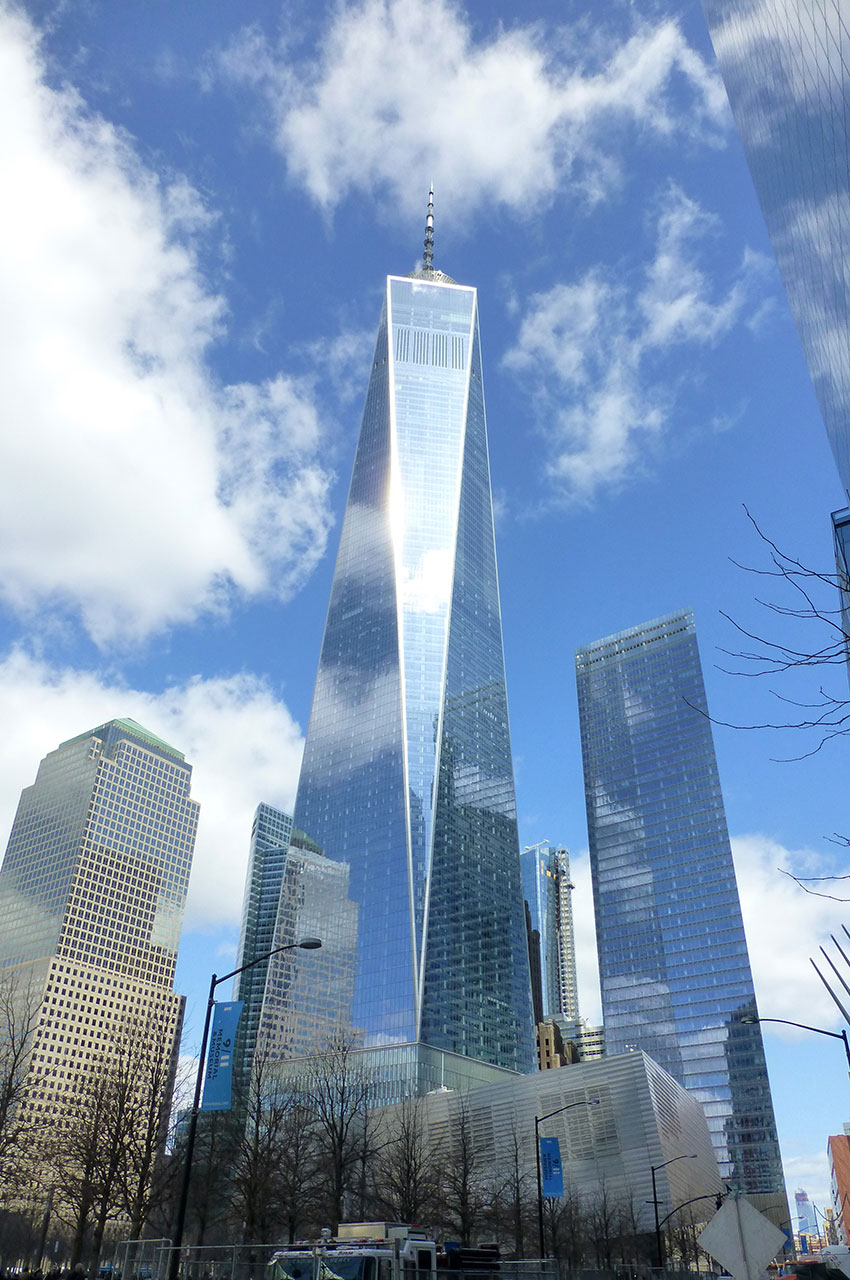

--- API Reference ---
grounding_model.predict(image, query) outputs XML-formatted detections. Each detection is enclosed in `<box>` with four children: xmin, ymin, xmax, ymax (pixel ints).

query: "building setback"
<box><xmin>0</xmin><ymin>718</ymin><xmax>197</xmax><ymax>1181</ymax></box>
<box><xmin>258</xmin><ymin>198</ymin><xmax>535</xmax><ymax>1097</ymax></box>
<box><xmin>231</xmin><ymin>802</ymin><xmax>294</xmax><ymax>1091</ymax></box>
<box><xmin>575</xmin><ymin>611</ymin><xmax>786</xmax><ymax>1208</ymax></box>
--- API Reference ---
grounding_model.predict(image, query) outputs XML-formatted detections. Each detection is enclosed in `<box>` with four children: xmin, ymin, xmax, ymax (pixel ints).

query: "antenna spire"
<box><xmin>423</xmin><ymin>185</ymin><xmax>435</xmax><ymax>272</ymax></box>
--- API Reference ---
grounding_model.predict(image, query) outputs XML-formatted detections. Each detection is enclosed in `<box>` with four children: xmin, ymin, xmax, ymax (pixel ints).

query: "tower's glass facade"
<box><xmin>272</xmin><ymin>266</ymin><xmax>535</xmax><ymax>1092</ymax></box>
<box><xmin>701</xmin><ymin>0</ymin><xmax>850</xmax><ymax>499</ymax></box>
<box><xmin>231</xmin><ymin>802</ymin><xmax>293</xmax><ymax>1089</ymax></box>
<box><xmin>575</xmin><ymin>611</ymin><xmax>784</xmax><ymax>1196</ymax></box>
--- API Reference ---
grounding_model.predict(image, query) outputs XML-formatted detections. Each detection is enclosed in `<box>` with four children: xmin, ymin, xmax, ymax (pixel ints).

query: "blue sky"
<box><xmin>1</xmin><ymin>0</ymin><xmax>848</xmax><ymax>1224</ymax></box>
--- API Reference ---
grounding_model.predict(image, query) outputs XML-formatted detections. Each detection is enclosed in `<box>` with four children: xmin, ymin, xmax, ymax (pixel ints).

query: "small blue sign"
<box><xmin>201</xmin><ymin>1000</ymin><xmax>244</xmax><ymax>1111</ymax></box>
<box><xmin>540</xmin><ymin>1136</ymin><xmax>564</xmax><ymax>1198</ymax></box>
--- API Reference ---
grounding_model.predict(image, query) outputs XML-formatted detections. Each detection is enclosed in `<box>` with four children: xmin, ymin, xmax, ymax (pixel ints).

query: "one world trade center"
<box><xmin>258</xmin><ymin>196</ymin><xmax>535</xmax><ymax>1097</ymax></box>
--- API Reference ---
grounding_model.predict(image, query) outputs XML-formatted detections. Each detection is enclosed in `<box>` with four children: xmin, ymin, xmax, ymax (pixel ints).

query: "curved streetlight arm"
<box><xmin>217</xmin><ymin>935</ymin><xmax>322</xmax><ymax>987</ymax></box>
<box><xmin>657</xmin><ymin>1194</ymin><xmax>722</xmax><ymax>1232</ymax></box>
<box><xmin>536</xmin><ymin>1098</ymin><xmax>601</xmax><ymax>1260</ymax></box>
<box><xmin>651</xmin><ymin>1155</ymin><xmax>697</xmax><ymax>1268</ymax></box>
<box><xmin>168</xmin><ymin>936</ymin><xmax>322</xmax><ymax>1280</ymax></box>
<box><xmin>743</xmin><ymin>1015</ymin><xmax>850</xmax><ymax>1073</ymax></box>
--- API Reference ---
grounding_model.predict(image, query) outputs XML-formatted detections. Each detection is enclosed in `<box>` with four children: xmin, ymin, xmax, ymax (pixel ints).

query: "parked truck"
<box><xmin>268</xmin><ymin>1224</ymin><xmax>500</xmax><ymax>1280</ymax></box>
<box><xmin>268</xmin><ymin>1223</ymin><xmax>439</xmax><ymax>1280</ymax></box>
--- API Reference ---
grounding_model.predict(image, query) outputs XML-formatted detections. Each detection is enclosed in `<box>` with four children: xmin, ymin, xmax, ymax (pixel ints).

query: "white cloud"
<box><xmin>504</xmin><ymin>185</ymin><xmax>768</xmax><ymax>501</ymax></box>
<box><xmin>732</xmin><ymin>832</ymin><xmax>850</xmax><ymax>1029</ymax></box>
<box><xmin>218</xmin><ymin>0</ymin><xmax>727</xmax><ymax>217</ymax></box>
<box><xmin>0</xmin><ymin>7</ymin><xmax>334</xmax><ymax>645</ymax></box>
<box><xmin>0</xmin><ymin>649</ymin><xmax>304</xmax><ymax>931</ymax></box>
<box><xmin>571</xmin><ymin>832</ymin><xmax>849</xmax><ymax>1034</ymax></box>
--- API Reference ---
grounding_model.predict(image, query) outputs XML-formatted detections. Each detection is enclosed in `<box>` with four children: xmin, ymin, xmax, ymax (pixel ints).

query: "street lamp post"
<box><xmin>535</xmin><ymin>1098</ymin><xmax>600</xmax><ymax>1259</ymax></box>
<box><xmin>650</xmin><ymin>1154</ymin><xmax>697</xmax><ymax>1270</ymax></box>
<box><xmin>168</xmin><ymin>936</ymin><xmax>322</xmax><ymax>1280</ymax></box>
<box><xmin>741</xmin><ymin>1015</ymin><xmax>850</xmax><ymax>1074</ymax></box>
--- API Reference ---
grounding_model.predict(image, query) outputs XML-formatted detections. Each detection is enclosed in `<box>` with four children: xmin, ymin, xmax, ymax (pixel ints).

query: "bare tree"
<box><xmin>0</xmin><ymin>970</ymin><xmax>43</xmax><ymax>1192</ymax></box>
<box><xmin>117</xmin><ymin>1009</ymin><xmax>183</xmax><ymax>1237</ymax></box>
<box><xmin>434</xmin><ymin>1098</ymin><xmax>488</xmax><ymax>1247</ymax></box>
<box><xmin>585</xmin><ymin>1178</ymin><xmax>625</xmax><ymax>1270</ymax></box>
<box><xmin>303</xmin><ymin>1035</ymin><xmax>374</xmax><ymax>1228</ymax></box>
<box><xmin>545</xmin><ymin>1189</ymin><xmax>589</xmax><ymax>1267</ymax></box>
<box><xmin>276</xmin><ymin>1096</ymin><xmax>321</xmax><ymax>1243</ymax></box>
<box><xmin>228</xmin><ymin>1048</ymin><xmax>322</xmax><ymax>1242</ymax></box>
<box><xmin>487</xmin><ymin>1113</ymin><xmax>535</xmax><ymax>1258</ymax></box>
<box><xmin>709</xmin><ymin>509</ymin><xmax>850</xmax><ymax>895</ymax></box>
<box><xmin>371</xmin><ymin>1095</ymin><xmax>438</xmax><ymax>1228</ymax></box>
<box><xmin>49</xmin><ymin>1056</ymin><xmax>127</xmax><ymax>1270</ymax></box>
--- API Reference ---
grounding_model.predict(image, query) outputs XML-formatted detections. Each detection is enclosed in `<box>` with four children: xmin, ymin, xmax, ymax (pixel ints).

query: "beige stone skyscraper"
<box><xmin>0</xmin><ymin>718</ymin><xmax>198</xmax><ymax>1164</ymax></box>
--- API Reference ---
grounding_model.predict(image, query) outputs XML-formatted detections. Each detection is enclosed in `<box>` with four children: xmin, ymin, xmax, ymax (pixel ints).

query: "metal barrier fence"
<box><xmin>115</xmin><ymin>1239</ymin><xmax>172</xmax><ymax>1280</ymax></box>
<box><xmin>114</xmin><ymin>1245</ymin><xmax>717</xmax><ymax>1280</ymax></box>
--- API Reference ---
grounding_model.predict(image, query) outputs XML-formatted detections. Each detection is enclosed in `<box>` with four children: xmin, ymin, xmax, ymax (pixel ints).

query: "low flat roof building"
<box><xmin>379</xmin><ymin>1050</ymin><xmax>724</xmax><ymax>1248</ymax></box>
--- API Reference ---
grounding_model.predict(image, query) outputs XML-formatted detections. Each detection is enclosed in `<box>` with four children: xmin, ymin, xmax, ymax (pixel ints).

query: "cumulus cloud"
<box><xmin>571</xmin><ymin>832</ymin><xmax>847</xmax><ymax>1032</ymax></box>
<box><xmin>217</xmin><ymin>0</ymin><xmax>727</xmax><ymax>217</ymax></box>
<box><xmin>504</xmin><ymin>185</ymin><xmax>769</xmax><ymax>501</ymax></box>
<box><xmin>0</xmin><ymin>650</ymin><xmax>304</xmax><ymax>930</ymax></box>
<box><xmin>733</xmin><ymin>832</ymin><xmax>850</xmax><ymax>1028</ymax></box>
<box><xmin>0</xmin><ymin>7</ymin><xmax>334</xmax><ymax>645</ymax></box>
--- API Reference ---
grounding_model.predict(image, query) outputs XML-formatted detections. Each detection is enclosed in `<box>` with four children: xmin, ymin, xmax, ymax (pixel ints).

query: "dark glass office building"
<box><xmin>264</xmin><ymin>231</ymin><xmax>535</xmax><ymax>1096</ymax></box>
<box><xmin>700</xmin><ymin>1</ymin><xmax>850</xmax><ymax>601</ymax></box>
<box><xmin>576</xmin><ymin>611</ymin><xmax>785</xmax><ymax>1198</ymax></box>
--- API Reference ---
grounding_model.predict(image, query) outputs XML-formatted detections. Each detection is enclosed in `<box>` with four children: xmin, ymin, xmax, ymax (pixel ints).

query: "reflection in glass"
<box><xmin>279</xmin><ymin>268</ymin><xmax>535</xmax><ymax>1092</ymax></box>
<box><xmin>576</xmin><ymin>611</ymin><xmax>784</xmax><ymax>1195</ymax></box>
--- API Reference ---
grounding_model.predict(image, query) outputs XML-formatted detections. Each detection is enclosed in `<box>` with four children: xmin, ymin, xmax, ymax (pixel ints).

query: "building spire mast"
<box><xmin>423</xmin><ymin>185</ymin><xmax>435</xmax><ymax>272</ymax></box>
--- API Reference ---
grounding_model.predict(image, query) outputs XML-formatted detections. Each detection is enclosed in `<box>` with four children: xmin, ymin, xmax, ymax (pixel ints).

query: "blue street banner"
<box><xmin>201</xmin><ymin>1000</ymin><xmax>243</xmax><ymax>1111</ymax></box>
<box><xmin>540</xmin><ymin>1136</ymin><xmax>564</xmax><ymax>1198</ymax></box>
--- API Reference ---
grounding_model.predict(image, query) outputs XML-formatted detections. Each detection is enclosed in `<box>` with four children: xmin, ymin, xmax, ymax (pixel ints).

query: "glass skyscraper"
<box><xmin>262</xmin><ymin>213</ymin><xmax>535</xmax><ymax>1094</ymax></box>
<box><xmin>700</xmin><ymin>2</ymin><xmax>850</xmax><ymax>616</ymax></box>
<box><xmin>231</xmin><ymin>802</ymin><xmax>293</xmax><ymax>1089</ymax></box>
<box><xmin>575</xmin><ymin>611</ymin><xmax>785</xmax><ymax>1198</ymax></box>
<box><xmin>701</xmin><ymin>0</ymin><xmax>850</xmax><ymax>499</ymax></box>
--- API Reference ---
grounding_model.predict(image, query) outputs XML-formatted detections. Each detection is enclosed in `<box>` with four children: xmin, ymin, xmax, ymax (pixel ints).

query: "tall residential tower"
<box><xmin>521</xmin><ymin>842</ymin><xmax>579</xmax><ymax>1022</ymax></box>
<box><xmin>260</xmin><ymin>197</ymin><xmax>535</xmax><ymax>1095</ymax></box>
<box><xmin>575</xmin><ymin>611</ymin><xmax>785</xmax><ymax>1203</ymax></box>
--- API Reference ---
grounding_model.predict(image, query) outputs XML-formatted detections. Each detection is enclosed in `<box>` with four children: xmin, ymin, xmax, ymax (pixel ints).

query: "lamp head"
<box><xmin>297</xmin><ymin>937</ymin><xmax>322</xmax><ymax>950</ymax></box>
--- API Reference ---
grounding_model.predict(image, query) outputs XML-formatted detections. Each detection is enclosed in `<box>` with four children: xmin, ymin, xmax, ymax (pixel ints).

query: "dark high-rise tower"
<box><xmin>700</xmin><ymin>2</ymin><xmax>850</xmax><ymax>616</ymax></box>
<box><xmin>576</xmin><ymin>611</ymin><xmax>785</xmax><ymax>1202</ymax></box>
<box><xmin>267</xmin><ymin>198</ymin><xmax>535</xmax><ymax>1095</ymax></box>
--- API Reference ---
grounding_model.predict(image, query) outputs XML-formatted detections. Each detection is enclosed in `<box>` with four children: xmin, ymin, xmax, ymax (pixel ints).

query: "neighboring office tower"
<box><xmin>575</xmin><ymin>611</ymin><xmax>785</xmax><ymax>1200</ymax></box>
<box><xmin>272</xmin><ymin>196</ymin><xmax>535</xmax><ymax>1096</ymax></box>
<box><xmin>698</xmin><ymin>2</ymin><xmax>850</xmax><ymax>622</ymax></box>
<box><xmin>0</xmin><ymin>719</ymin><xmax>197</xmax><ymax>1151</ymax></box>
<box><xmin>257</xmin><ymin>829</ymin><xmax>359</xmax><ymax>1064</ymax></box>
<box><xmin>521</xmin><ymin>841</ymin><xmax>579</xmax><ymax>1022</ymax></box>
<box><xmin>231</xmin><ymin>802</ymin><xmax>293</xmax><ymax>1091</ymax></box>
